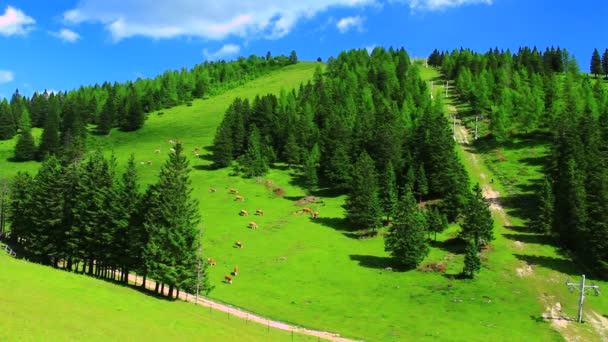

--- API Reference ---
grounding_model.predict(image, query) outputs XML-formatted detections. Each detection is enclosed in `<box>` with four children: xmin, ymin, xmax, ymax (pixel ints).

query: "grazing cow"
<box><xmin>255</xmin><ymin>209</ymin><xmax>264</xmax><ymax>216</ymax></box>
<box><xmin>229</xmin><ymin>188</ymin><xmax>239</xmax><ymax>194</ymax></box>
<box><xmin>140</xmin><ymin>162</ymin><xmax>145</xmax><ymax>165</ymax></box>
<box><xmin>194</xmin><ymin>146</ymin><xmax>201</xmax><ymax>151</ymax></box>
<box><xmin>146</xmin><ymin>160</ymin><xmax>152</xmax><ymax>165</ymax></box>
<box><xmin>207</xmin><ymin>258</ymin><xmax>216</xmax><ymax>266</ymax></box>
<box><xmin>302</xmin><ymin>207</ymin><xmax>313</xmax><ymax>214</ymax></box>
<box><xmin>194</xmin><ymin>153</ymin><xmax>200</xmax><ymax>158</ymax></box>
<box><xmin>233</xmin><ymin>265</ymin><xmax>239</xmax><ymax>276</ymax></box>
<box><xmin>235</xmin><ymin>195</ymin><xmax>244</xmax><ymax>201</ymax></box>
<box><xmin>240</xmin><ymin>209</ymin><xmax>249</xmax><ymax>216</ymax></box>
<box><xmin>235</xmin><ymin>241</ymin><xmax>243</xmax><ymax>248</ymax></box>
<box><xmin>170</xmin><ymin>148</ymin><xmax>176</xmax><ymax>153</ymax></box>
<box><xmin>168</xmin><ymin>139</ymin><xmax>176</xmax><ymax>144</ymax></box>
<box><xmin>209</xmin><ymin>188</ymin><xmax>217</xmax><ymax>193</ymax></box>
<box><xmin>225</xmin><ymin>275</ymin><xmax>233</xmax><ymax>284</ymax></box>
<box><xmin>311</xmin><ymin>211</ymin><xmax>319</xmax><ymax>219</ymax></box>
<box><xmin>154</xmin><ymin>149</ymin><xmax>161</xmax><ymax>153</ymax></box>
<box><xmin>248</xmin><ymin>222</ymin><xmax>258</xmax><ymax>229</ymax></box>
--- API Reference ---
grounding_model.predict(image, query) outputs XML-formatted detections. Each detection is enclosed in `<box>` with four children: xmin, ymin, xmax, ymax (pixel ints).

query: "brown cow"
<box><xmin>235</xmin><ymin>241</ymin><xmax>243</xmax><ymax>248</ymax></box>
<box><xmin>235</xmin><ymin>195</ymin><xmax>244</xmax><ymax>201</ymax></box>
<box><xmin>248</xmin><ymin>222</ymin><xmax>258</xmax><ymax>229</ymax></box>
<box><xmin>229</xmin><ymin>188</ymin><xmax>239</xmax><ymax>194</ymax></box>
<box><xmin>207</xmin><ymin>257</ymin><xmax>216</xmax><ymax>266</ymax></box>
<box><xmin>233</xmin><ymin>265</ymin><xmax>239</xmax><ymax>276</ymax></box>
<box><xmin>209</xmin><ymin>188</ymin><xmax>217</xmax><ymax>193</ymax></box>
<box><xmin>194</xmin><ymin>146</ymin><xmax>201</xmax><ymax>151</ymax></box>
<box><xmin>154</xmin><ymin>149</ymin><xmax>161</xmax><ymax>153</ymax></box>
<box><xmin>239</xmin><ymin>209</ymin><xmax>248</xmax><ymax>216</ymax></box>
<box><xmin>225</xmin><ymin>275</ymin><xmax>233</xmax><ymax>284</ymax></box>
<box><xmin>146</xmin><ymin>160</ymin><xmax>152</xmax><ymax>165</ymax></box>
<box><xmin>255</xmin><ymin>209</ymin><xmax>264</xmax><ymax>216</ymax></box>
<box><xmin>302</xmin><ymin>207</ymin><xmax>313</xmax><ymax>214</ymax></box>
<box><xmin>311</xmin><ymin>211</ymin><xmax>319</xmax><ymax>219</ymax></box>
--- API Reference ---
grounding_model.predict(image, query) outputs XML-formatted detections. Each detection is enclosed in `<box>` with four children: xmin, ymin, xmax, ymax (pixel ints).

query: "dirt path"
<box><xmin>127</xmin><ymin>274</ymin><xmax>357</xmax><ymax>342</ymax></box>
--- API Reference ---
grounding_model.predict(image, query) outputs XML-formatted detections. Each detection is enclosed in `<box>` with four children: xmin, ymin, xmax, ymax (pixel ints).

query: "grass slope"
<box><xmin>0</xmin><ymin>253</ymin><xmax>313</xmax><ymax>341</ymax></box>
<box><xmin>428</xmin><ymin>67</ymin><xmax>608</xmax><ymax>342</ymax></box>
<box><xmin>1</xmin><ymin>62</ymin><xmax>602</xmax><ymax>341</ymax></box>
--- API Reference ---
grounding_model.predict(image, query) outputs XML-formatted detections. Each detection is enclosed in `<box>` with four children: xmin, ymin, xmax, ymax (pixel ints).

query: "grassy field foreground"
<box><xmin>0</xmin><ymin>253</ymin><xmax>314</xmax><ymax>341</ymax></box>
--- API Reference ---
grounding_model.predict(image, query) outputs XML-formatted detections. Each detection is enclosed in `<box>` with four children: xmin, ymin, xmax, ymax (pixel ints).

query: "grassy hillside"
<box><xmin>0</xmin><ymin>252</ymin><xmax>315</xmax><ymax>341</ymax></box>
<box><xmin>2</xmin><ymin>61</ymin><xmax>606</xmax><ymax>341</ymax></box>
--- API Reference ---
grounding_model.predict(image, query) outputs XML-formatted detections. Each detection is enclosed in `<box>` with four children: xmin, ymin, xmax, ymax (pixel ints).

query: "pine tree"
<box><xmin>380</xmin><ymin>161</ymin><xmax>398</xmax><ymax>221</ymax></box>
<box><xmin>384</xmin><ymin>188</ymin><xmax>429</xmax><ymax>269</ymax></box>
<box><xmin>143</xmin><ymin>143</ymin><xmax>204</xmax><ymax>296</ymax></box>
<box><xmin>7</xmin><ymin>172</ymin><xmax>33</xmax><ymax>245</ymax></box>
<box><xmin>14</xmin><ymin>130</ymin><xmax>36</xmax><ymax>161</ymax></box>
<box><xmin>462</xmin><ymin>241</ymin><xmax>481</xmax><ymax>278</ymax></box>
<box><xmin>461</xmin><ymin>183</ymin><xmax>494</xmax><ymax>246</ymax></box>
<box><xmin>602</xmin><ymin>49</ymin><xmax>608</xmax><ymax>79</ymax></box>
<box><xmin>302</xmin><ymin>145</ymin><xmax>320</xmax><ymax>194</ymax></box>
<box><xmin>591</xmin><ymin>48</ymin><xmax>604</xmax><ymax>78</ymax></box>
<box><xmin>415</xmin><ymin>165</ymin><xmax>429</xmax><ymax>202</ymax></box>
<box><xmin>530</xmin><ymin>177</ymin><xmax>554</xmax><ymax>234</ymax></box>
<box><xmin>211</xmin><ymin>119</ymin><xmax>234</xmax><ymax>168</ymax></box>
<box><xmin>289</xmin><ymin>50</ymin><xmax>298</xmax><ymax>64</ymax></box>
<box><xmin>17</xmin><ymin>108</ymin><xmax>32</xmax><ymax>132</ymax></box>
<box><xmin>240</xmin><ymin>125</ymin><xmax>268</xmax><ymax>178</ymax></box>
<box><xmin>0</xmin><ymin>100</ymin><xmax>15</xmax><ymax>140</ymax></box>
<box><xmin>97</xmin><ymin>92</ymin><xmax>115</xmax><ymax>135</ymax></box>
<box><xmin>115</xmin><ymin>154</ymin><xmax>141</xmax><ymax>282</ymax></box>
<box><xmin>37</xmin><ymin>105</ymin><xmax>60</xmax><ymax>160</ymax></box>
<box><xmin>427</xmin><ymin>207</ymin><xmax>448</xmax><ymax>241</ymax></box>
<box><xmin>345</xmin><ymin>151</ymin><xmax>382</xmax><ymax>229</ymax></box>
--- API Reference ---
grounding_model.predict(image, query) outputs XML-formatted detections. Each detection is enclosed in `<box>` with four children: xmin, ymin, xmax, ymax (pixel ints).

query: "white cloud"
<box><xmin>336</xmin><ymin>15</ymin><xmax>363</xmax><ymax>33</ymax></box>
<box><xmin>203</xmin><ymin>44</ymin><xmax>241</xmax><ymax>60</ymax></box>
<box><xmin>63</xmin><ymin>0</ymin><xmax>377</xmax><ymax>41</ymax></box>
<box><xmin>406</xmin><ymin>0</ymin><xmax>492</xmax><ymax>11</ymax></box>
<box><xmin>0</xmin><ymin>70</ymin><xmax>14</xmax><ymax>84</ymax></box>
<box><xmin>0</xmin><ymin>6</ymin><xmax>35</xmax><ymax>36</ymax></box>
<box><xmin>51</xmin><ymin>28</ymin><xmax>81</xmax><ymax>43</ymax></box>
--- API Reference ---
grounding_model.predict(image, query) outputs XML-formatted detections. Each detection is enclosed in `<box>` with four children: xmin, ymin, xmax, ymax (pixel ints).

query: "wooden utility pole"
<box><xmin>566</xmin><ymin>274</ymin><xmax>600</xmax><ymax>323</ymax></box>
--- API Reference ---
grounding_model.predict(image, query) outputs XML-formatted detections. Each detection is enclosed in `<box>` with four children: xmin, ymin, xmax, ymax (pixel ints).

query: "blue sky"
<box><xmin>0</xmin><ymin>0</ymin><xmax>606</xmax><ymax>99</ymax></box>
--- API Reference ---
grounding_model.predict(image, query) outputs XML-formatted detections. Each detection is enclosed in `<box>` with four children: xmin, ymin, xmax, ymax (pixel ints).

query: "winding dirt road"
<box><xmin>127</xmin><ymin>274</ymin><xmax>358</xmax><ymax>342</ymax></box>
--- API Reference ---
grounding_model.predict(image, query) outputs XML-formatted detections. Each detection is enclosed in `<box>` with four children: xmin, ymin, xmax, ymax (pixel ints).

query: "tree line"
<box><xmin>430</xmin><ymin>46</ymin><xmax>608</xmax><ymax>277</ymax></box>
<box><xmin>0</xmin><ymin>52</ymin><xmax>299</xmax><ymax>162</ymax></box>
<box><xmin>6</xmin><ymin>144</ymin><xmax>210</xmax><ymax>297</ymax></box>
<box><xmin>212</xmin><ymin>47</ymin><xmax>493</xmax><ymax>274</ymax></box>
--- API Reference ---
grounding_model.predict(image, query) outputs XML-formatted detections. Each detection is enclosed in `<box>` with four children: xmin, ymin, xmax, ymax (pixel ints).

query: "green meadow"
<box><xmin>2</xmin><ymin>62</ymin><xmax>608</xmax><ymax>341</ymax></box>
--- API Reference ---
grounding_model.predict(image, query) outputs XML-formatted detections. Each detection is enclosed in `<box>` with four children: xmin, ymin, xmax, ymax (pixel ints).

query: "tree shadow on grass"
<box><xmin>429</xmin><ymin>237</ymin><xmax>467</xmax><ymax>254</ymax></box>
<box><xmin>513</xmin><ymin>254</ymin><xmax>579</xmax><ymax>276</ymax></box>
<box><xmin>503</xmin><ymin>233</ymin><xmax>553</xmax><ymax>245</ymax></box>
<box><xmin>349</xmin><ymin>254</ymin><xmax>395</xmax><ymax>270</ymax></box>
<box><xmin>501</xmin><ymin>193</ymin><xmax>537</xmax><ymax>221</ymax></box>
<box><xmin>193</xmin><ymin>164</ymin><xmax>217</xmax><ymax>171</ymax></box>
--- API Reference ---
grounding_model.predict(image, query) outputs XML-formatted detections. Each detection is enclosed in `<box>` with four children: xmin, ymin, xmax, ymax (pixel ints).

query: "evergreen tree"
<box><xmin>530</xmin><ymin>177</ymin><xmax>554</xmax><ymax>234</ymax></box>
<box><xmin>427</xmin><ymin>207</ymin><xmax>448</xmax><ymax>241</ymax></box>
<box><xmin>289</xmin><ymin>50</ymin><xmax>298</xmax><ymax>64</ymax></box>
<box><xmin>461</xmin><ymin>183</ymin><xmax>494</xmax><ymax>246</ymax></box>
<box><xmin>143</xmin><ymin>143</ymin><xmax>204</xmax><ymax>296</ymax></box>
<box><xmin>7</xmin><ymin>172</ymin><xmax>33</xmax><ymax>245</ymax></box>
<box><xmin>240</xmin><ymin>125</ymin><xmax>269</xmax><ymax>178</ymax></box>
<box><xmin>415</xmin><ymin>165</ymin><xmax>429</xmax><ymax>202</ymax></box>
<box><xmin>380</xmin><ymin>161</ymin><xmax>398</xmax><ymax>221</ymax></box>
<box><xmin>345</xmin><ymin>151</ymin><xmax>382</xmax><ymax>229</ymax></box>
<box><xmin>384</xmin><ymin>188</ymin><xmax>429</xmax><ymax>268</ymax></box>
<box><xmin>0</xmin><ymin>100</ymin><xmax>15</xmax><ymax>140</ymax></box>
<box><xmin>37</xmin><ymin>105</ymin><xmax>60</xmax><ymax>160</ymax></box>
<box><xmin>211</xmin><ymin>119</ymin><xmax>234</xmax><ymax>168</ymax></box>
<box><xmin>602</xmin><ymin>49</ymin><xmax>608</xmax><ymax>79</ymax></box>
<box><xmin>591</xmin><ymin>48</ymin><xmax>604</xmax><ymax>78</ymax></box>
<box><xmin>115</xmin><ymin>154</ymin><xmax>141</xmax><ymax>282</ymax></box>
<box><xmin>17</xmin><ymin>108</ymin><xmax>32</xmax><ymax>132</ymax></box>
<box><xmin>13</xmin><ymin>130</ymin><xmax>36</xmax><ymax>161</ymax></box>
<box><xmin>97</xmin><ymin>91</ymin><xmax>115</xmax><ymax>135</ymax></box>
<box><xmin>302</xmin><ymin>145</ymin><xmax>320</xmax><ymax>193</ymax></box>
<box><xmin>462</xmin><ymin>241</ymin><xmax>481</xmax><ymax>278</ymax></box>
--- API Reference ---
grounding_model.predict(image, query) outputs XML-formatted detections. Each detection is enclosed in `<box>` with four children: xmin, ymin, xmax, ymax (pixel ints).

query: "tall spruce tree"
<box><xmin>240</xmin><ymin>125</ymin><xmax>269</xmax><ymax>178</ymax></box>
<box><xmin>380</xmin><ymin>161</ymin><xmax>398</xmax><ymax>221</ymax></box>
<box><xmin>0</xmin><ymin>100</ymin><xmax>15</xmax><ymax>140</ymax></box>
<box><xmin>14</xmin><ymin>109</ymin><xmax>36</xmax><ymax>161</ymax></box>
<box><xmin>591</xmin><ymin>48</ymin><xmax>604</xmax><ymax>78</ymax></box>
<box><xmin>461</xmin><ymin>184</ymin><xmax>494</xmax><ymax>246</ymax></box>
<box><xmin>462</xmin><ymin>240</ymin><xmax>481</xmax><ymax>278</ymax></box>
<box><xmin>37</xmin><ymin>106</ymin><xmax>60</xmax><ymax>160</ymax></box>
<box><xmin>602</xmin><ymin>49</ymin><xmax>608</xmax><ymax>79</ymax></box>
<box><xmin>345</xmin><ymin>151</ymin><xmax>382</xmax><ymax>229</ymax></box>
<box><xmin>115</xmin><ymin>154</ymin><xmax>141</xmax><ymax>282</ymax></box>
<box><xmin>143</xmin><ymin>143</ymin><xmax>204</xmax><ymax>297</ymax></box>
<box><xmin>530</xmin><ymin>177</ymin><xmax>554</xmax><ymax>234</ymax></box>
<box><xmin>384</xmin><ymin>188</ymin><xmax>429</xmax><ymax>268</ymax></box>
<box><xmin>427</xmin><ymin>207</ymin><xmax>448</xmax><ymax>241</ymax></box>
